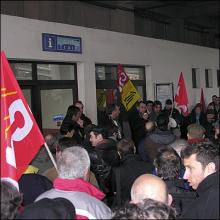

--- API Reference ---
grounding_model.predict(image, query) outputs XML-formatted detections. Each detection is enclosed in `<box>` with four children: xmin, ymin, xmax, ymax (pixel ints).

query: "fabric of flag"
<box><xmin>1</xmin><ymin>51</ymin><xmax>45</xmax><ymax>187</ymax></box>
<box><xmin>117</xmin><ymin>64</ymin><xmax>141</xmax><ymax>111</ymax></box>
<box><xmin>200</xmin><ymin>88</ymin><xmax>206</xmax><ymax>113</ymax></box>
<box><xmin>174</xmin><ymin>72</ymin><xmax>189</xmax><ymax>115</ymax></box>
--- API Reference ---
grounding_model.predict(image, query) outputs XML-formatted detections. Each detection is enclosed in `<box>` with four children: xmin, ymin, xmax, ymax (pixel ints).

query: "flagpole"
<box><xmin>44</xmin><ymin>143</ymin><xmax>58</xmax><ymax>171</ymax></box>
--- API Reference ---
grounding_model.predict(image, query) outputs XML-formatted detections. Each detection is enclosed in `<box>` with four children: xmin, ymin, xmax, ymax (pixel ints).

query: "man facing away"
<box><xmin>35</xmin><ymin>146</ymin><xmax>112</xmax><ymax>219</ymax></box>
<box><xmin>180</xmin><ymin>142</ymin><xmax>219</xmax><ymax>219</ymax></box>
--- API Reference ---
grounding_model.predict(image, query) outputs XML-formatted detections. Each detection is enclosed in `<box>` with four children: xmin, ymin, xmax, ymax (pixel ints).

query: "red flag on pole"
<box><xmin>200</xmin><ymin>88</ymin><xmax>206</xmax><ymax>113</ymax></box>
<box><xmin>1</xmin><ymin>51</ymin><xmax>45</xmax><ymax>188</ymax></box>
<box><xmin>174</xmin><ymin>72</ymin><xmax>189</xmax><ymax>116</ymax></box>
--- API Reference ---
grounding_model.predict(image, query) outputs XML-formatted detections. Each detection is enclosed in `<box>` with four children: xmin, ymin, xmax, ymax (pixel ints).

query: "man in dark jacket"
<box><xmin>87</xmin><ymin>126</ymin><xmax>119</xmax><ymax>196</ymax></box>
<box><xmin>111</xmin><ymin>138</ymin><xmax>153</xmax><ymax>206</ymax></box>
<box><xmin>180</xmin><ymin>142</ymin><xmax>219</xmax><ymax>219</ymax></box>
<box><xmin>141</xmin><ymin>113</ymin><xmax>176</xmax><ymax>163</ymax></box>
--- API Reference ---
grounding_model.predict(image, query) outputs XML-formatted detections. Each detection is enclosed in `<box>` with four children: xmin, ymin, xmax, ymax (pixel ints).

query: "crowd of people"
<box><xmin>1</xmin><ymin>95</ymin><xmax>219</xmax><ymax>219</ymax></box>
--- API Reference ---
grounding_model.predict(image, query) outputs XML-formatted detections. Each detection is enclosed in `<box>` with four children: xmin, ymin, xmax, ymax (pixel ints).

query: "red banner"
<box><xmin>174</xmin><ymin>72</ymin><xmax>189</xmax><ymax>115</ymax></box>
<box><xmin>1</xmin><ymin>51</ymin><xmax>45</xmax><ymax>187</ymax></box>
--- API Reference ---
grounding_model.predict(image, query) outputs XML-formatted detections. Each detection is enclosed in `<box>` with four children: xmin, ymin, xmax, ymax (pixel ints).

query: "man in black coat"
<box><xmin>111</xmin><ymin>138</ymin><xmax>153</xmax><ymax>206</ymax></box>
<box><xmin>141</xmin><ymin>113</ymin><xmax>176</xmax><ymax>163</ymax></box>
<box><xmin>180</xmin><ymin>142</ymin><xmax>219</xmax><ymax>219</ymax></box>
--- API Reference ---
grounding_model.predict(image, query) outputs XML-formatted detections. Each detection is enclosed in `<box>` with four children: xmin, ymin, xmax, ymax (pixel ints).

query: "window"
<box><xmin>217</xmin><ymin>70</ymin><xmax>220</xmax><ymax>87</ymax></box>
<box><xmin>95</xmin><ymin>64</ymin><xmax>146</xmax><ymax>123</ymax></box>
<box><xmin>192</xmin><ymin>68</ymin><xmax>200</xmax><ymax>88</ymax></box>
<box><xmin>10</xmin><ymin>63</ymin><xmax>32</xmax><ymax>80</ymax></box>
<box><xmin>37</xmin><ymin>64</ymin><xmax>75</xmax><ymax>80</ymax></box>
<box><xmin>205</xmin><ymin>69</ymin><xmax>213</xmax><ymax>88</ymax></box>
<box><xmin>9</xmin><ymin>61</ymin><xmax>77</xmax><ymax>133</ymax></box>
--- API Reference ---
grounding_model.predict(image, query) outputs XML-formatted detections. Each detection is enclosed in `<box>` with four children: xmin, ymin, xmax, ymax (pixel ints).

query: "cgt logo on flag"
<box><xmin>117</xmin><ymin>64</ymin><xmax>141</xmax><ymax>111</ymax></box>
<box><xmin>1</xmin><ymin>51</ymin><xmax>45</xmax><ymax>187</ymax></box>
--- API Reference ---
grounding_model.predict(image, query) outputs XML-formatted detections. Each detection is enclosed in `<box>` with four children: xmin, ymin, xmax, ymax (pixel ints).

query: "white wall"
<box><xmin>1</xmin><ymin>15</ymin><xmax>219</xmax><ymax>123</ymax></box>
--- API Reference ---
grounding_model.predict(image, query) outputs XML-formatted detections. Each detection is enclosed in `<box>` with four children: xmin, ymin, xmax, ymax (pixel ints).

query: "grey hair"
<box><xmin>57</xmin><ymin>146</ymin><xmax>90</xmax><ymax>179</ymax></box>
<box><xmin>170</xmin><ymin>139</ymin><xmax>188</xmax><ymax>156</ymax></box>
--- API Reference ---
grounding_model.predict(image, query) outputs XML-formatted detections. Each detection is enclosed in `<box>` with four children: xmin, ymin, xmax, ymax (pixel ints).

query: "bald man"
<box><xmin>130</xmin><ymin>174</ymin><xmax>172</xmax><ymax>205</ymax></box>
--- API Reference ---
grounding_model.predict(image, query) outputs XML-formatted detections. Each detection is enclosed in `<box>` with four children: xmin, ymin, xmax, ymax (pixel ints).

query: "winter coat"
<box><xmin>35</xmin><ymin>178</ymin><xmax>112</xmax><ymax>219</ymax></box>
<box><xmin>111</xmin><ymin>154</ymin><xmax>153</xmax><ymax>205</ymax></box>
<box><xmin>142</xmin><ymin>129</ymin><xmax>176</xmax><ymax>163</ymax></box>
<box><xmin>180</xmin><ymin>172</ymin><xmax>219</xmax><ymax>219</ymax></box>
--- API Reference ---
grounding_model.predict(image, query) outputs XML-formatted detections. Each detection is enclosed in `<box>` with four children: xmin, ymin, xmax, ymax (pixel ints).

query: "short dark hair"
<box><xmin>117</xmin><ymin>138</ymin><xmax>135</xmax><ymax>157</ymax></box>
<box><xmin>112</xmin><ymin>198</ymin><xmax>176</xmax><ymax>219</ymax></box>
<box><xmin>136</xmin><ymin>100</ymin><xmax>146</xmax><ymax>107</ymax></box>
<box><xmin>181</xmin><ymin>142</ymin><xmax>219</xmax><ymax>171</ymax></box>
<box><xmin>156</xmin><ymin>113</ymin><xmax>169</xmax><ymax>131</ymax></box>
<box><xmin>106</xmin><ymin>104</ymin><xmax>118</xmax><ymax>115</ymax></box>
<box><xmin>60</xmin><ymin>122</ymin><xmax>76</xmax><ymax>135</ymax></box>
<box><xmin>153</xmin><ymin>100</ymin><xmax>162</xmax><ymax>107</ymax></box>
<box><xmin>66</xmin><ymin>105</ymin><xmax>80</xmax><ymax>118</ymax></box>
<box><xmin>1</xmin><ymin>180</ymin><xmax>22</xmax><ymax>219</ymax></box>
<box><xmin>89</xmin><ymin>126</ymin><xmax>108</xmax><ymax>139</ymax></box>
<box><xmin>74</xmin><ymin>100</ymin><xmax>83</xmax><ymax>105</ymax></box>
<box><xmin>146</xmin><ymin>100</ymin><xmax>154</xmax><ymax>105</ymax></box>
<box><xmin>154</xmin><ymin>147</ymin><xmax>182</xmax><ymax>179</ymax></box>
<box><xmin>58</xmin><ymin>137</ymin><xmax>77</xmax><ymax>150</ymax></box>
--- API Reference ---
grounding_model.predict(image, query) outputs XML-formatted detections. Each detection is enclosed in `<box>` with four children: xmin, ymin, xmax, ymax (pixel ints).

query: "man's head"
<box><xmin>165</xmin><ymin>99</ymin><xmax>173</xmax><ymax>110</ymax></box>
<box><xmin>66</xmin><ymin>105</ymin><xmax>81</xmax><ymax>122</ymax></box>
<box><xmin>170</xmin><ymin>138</ymin><xmax>188</xmax><ymax>157</ymax></box>
<box><xmin>156</xmin><ymin>113</ymin><xmax>169</xmax><ymax>131</ymax></box>
<box><xmin>112</xmin><ymin>198</ymin><xmax>176</xmax><ymax>219</ymax></box>
<box><xmin>107</xmin><ymin>104</ymin><xmax>120</xmax><ymax>120</ymax></box>
<box><xmin>137</xmin><ymin>101</ymin><xmax>147</xmax><ymax>114</ymax></box>
<box><xmin>146</xmin><ymin>100</ymin><xmax>154</xmax><ymax>113</ymax></box>
<box><xmin>154</xmin><ymin>147</ymin><xmax>182</xmax><ymax>180</ymax></box>
<box><xmin>89</xmin><ymin>126</ymin><xmax>107</xmax><ymax>146</ymax></box>
<box><xmin>117</xmin><ymin>138</ymin><xmax>136</xmax><ymax>158</ymax></box>
<box><xmin>57</xmin><ymin>146</ymin><xmax>90</xmax><ymax>181</ymax></box>
<box><xmin>45</xmin><ymin>134</ymin><xmax>59</xmax><ymax>154</ymax></box>
<box><xmin>181</xmin><ymin>142</ymin><xmax>219</xmax><ymax>189</ymax></box>
<box><xmin>212</xmin><ymin>95</ymin><xmax>217</xmax><ymax>103</ymax></box>
<box><xmin>74</xmin><ymin>100</ymin><xmax>84</xmax><ymax>114</ymax></box>
<box><xmin>187</xmin><ymin>123</ymin><xmax>206</xmax><ymax>139</ymax></box>
<box><xmin>153</xmin><ymin>101</ymin><xmax>162</xmax><ymax>113</ymax></box>
<box><xmin>206</xmin><ymin>110</ymin><xmax>216</xmax><ymax>123</ymax></box>
<box><xmin>130</xmin><ymin>174</ymin><xmax>172</xmax><ymax>205</ymax></box>
<box><xmin>1</xmin><ymin>180</ymin><xmax>22</xmax><ymax>219</ymax></box>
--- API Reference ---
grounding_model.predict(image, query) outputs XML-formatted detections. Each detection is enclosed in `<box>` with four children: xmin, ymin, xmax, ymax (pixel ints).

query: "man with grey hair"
<box><xmin>35</xmin><ymin>146</ymin><xmax>112</xmax><ymax>219</ymax></box>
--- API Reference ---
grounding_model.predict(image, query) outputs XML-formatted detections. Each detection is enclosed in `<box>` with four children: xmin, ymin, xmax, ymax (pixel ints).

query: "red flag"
<box><xmin>174</xmin><ymin>72</ymin><xmax>189</xmax><ymax>115</ymax></box>
<box><xmin>1</xmin><ymin>51</ymin><xmax>45</xmax><ymax>187</ymax></box>
<box><xmin>200</xmin><ymin>88</ymin><xmax>206</xmax><ymax>112</ymax></box>
<box><xmin>117</xmin><ymin>64</ymin><xmax>129</xmax><ymax>92</ymax></box>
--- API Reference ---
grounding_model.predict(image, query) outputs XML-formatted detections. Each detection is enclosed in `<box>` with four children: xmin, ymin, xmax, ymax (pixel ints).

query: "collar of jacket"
<box><xmin>196</xmin><ymin>172</ymin><xmax>219</xmax><ymax>196</ymax></box>
<box><xmin>53</xmin><ymin>178</ymin><xmax>105</xmax><ymax>200</ymax></box>
<box><xmin>188</xmin><ymin>138</ymin><xmax>207</xmax><ymax>144</ymax></box>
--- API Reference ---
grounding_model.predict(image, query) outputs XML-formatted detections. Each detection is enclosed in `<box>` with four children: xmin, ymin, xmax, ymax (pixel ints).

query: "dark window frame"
<box><xmin>9</xmin><ymin>60</ymin><xmax>78</xmax><ymax>130</ymax></box>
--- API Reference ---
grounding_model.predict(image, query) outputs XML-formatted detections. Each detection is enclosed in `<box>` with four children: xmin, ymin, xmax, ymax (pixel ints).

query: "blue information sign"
<box><xmin>42</xmin><ymin>33</ymin><xmax>82</xmax><ymax>53</ymax></box>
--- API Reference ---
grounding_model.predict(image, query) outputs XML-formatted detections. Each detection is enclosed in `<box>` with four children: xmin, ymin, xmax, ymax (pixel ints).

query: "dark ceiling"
<box><xmin>89</xmin><ymin>0</ymin><xmax>219</xmax><ymax>35</ymax></box>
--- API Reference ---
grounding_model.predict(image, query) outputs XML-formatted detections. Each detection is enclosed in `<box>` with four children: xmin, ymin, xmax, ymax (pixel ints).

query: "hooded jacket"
<box><xmin>143</xmin><ymin>129</ymin><xmax>176</xmax><ymax>163</ymax></box>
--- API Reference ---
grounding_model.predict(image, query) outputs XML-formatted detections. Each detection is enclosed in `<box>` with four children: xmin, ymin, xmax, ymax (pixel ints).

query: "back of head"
<box><xmin>112</xmin><ymin>199</ymin><xmax>176</xmax><ymax>219</ymax></box>
<box><xmin>154</xmin><ymin>147</ymin><xmax>182</xmax><ymax>179</ymax></box>
<box><xmin>106</xmin><ymin>103</ymin><xmax>118</xmax><ymax>115</ymax></box>
<box><xmin>117</xmin><ymin>138</ymin><xmax>136</xmax><ymax>158</ymax></box>
<box><xmin>16</xmin><ymin>197</ymin><xmax>75</xmax><ymax>219</ymax></box>
<box><xmin>1</xmin><ymin>180</ymin><xmax>22</xmax><ymax>219</ymax></box>
<box><xmin>131</xmin><ymin>174</ymin><xmax>169</xmax><ymax>204</ymax></box>
<box><xmin>57</xmin><ymin>146</ymin><xmax>90</xmax><ymax>179</ymax></box>
<box><xmin>58</xmin><ymin>137</ymin><xmax>77</xmax><ymax>150</ymax></box>
<box><xmin>156</xmin><ymin>113</ymin><xmax>169</xmax><ymax>131</ymax></box>
<box><xmin>170</xmin><ymin>139</ymin><xmax>188</xmax><ymax>156</ymax></box>
<box><xmin>45</xmin><ymin>134</ymin><xmax>59</xmax><ymax>154</ymax></box>
<box><xmin>187</xmin><ymin>123</ymin><xmax>205</xmax><ymax>139</ymax></box>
